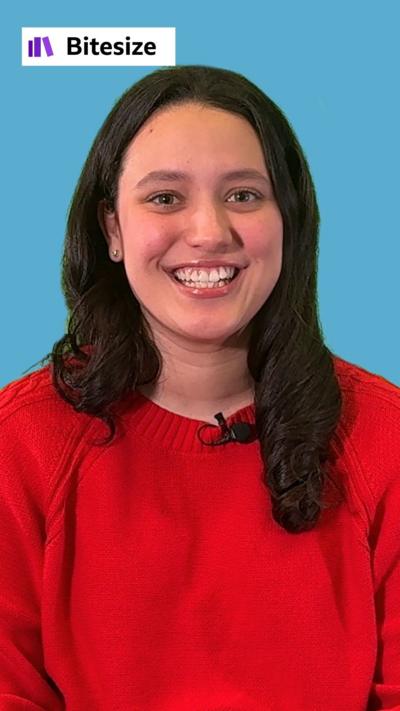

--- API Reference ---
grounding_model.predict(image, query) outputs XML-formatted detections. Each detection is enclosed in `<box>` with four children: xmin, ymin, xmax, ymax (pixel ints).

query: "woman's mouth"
<box><xmin>165</xmin><ymin>267</ymin><xmax>245</xmax><ymax>299</ymax></box>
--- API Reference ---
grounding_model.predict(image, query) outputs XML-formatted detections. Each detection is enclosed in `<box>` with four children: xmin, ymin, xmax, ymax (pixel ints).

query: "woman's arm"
<box><xmin>366</xmin><ymin>421</ymin><xmax>400</xmax><ymax>711</ymax></box>
<box><xmin>0</xmin><ymin>389</ymin><xmax>65</xmax><ymax>710</ymax></box>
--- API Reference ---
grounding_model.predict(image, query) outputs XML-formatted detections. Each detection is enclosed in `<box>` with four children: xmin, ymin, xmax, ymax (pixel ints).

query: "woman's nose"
<box><xmin>184</xmin><ymin>199</ymin><xmax>233</xmax><ymax>249</ymax></box>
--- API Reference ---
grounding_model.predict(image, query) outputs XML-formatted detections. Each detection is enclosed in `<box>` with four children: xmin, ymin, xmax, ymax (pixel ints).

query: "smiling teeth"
<box><xmin>174</xmin><ymin>266</ymin><xmax>236</xmax><ymax>283</ymax></box>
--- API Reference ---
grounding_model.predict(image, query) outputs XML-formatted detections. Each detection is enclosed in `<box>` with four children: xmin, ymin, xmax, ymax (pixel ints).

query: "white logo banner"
<box><xmin>21</xmin><ymin>27</ymin><xmax>176</xmax><ymax>66</ymax></box>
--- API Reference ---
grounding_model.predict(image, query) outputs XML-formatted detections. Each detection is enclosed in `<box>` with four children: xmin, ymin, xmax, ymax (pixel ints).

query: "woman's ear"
<box><xmin>97</xmin><ymin>199</ymin><xmax>122</xmax><ymax>256</ymax></box>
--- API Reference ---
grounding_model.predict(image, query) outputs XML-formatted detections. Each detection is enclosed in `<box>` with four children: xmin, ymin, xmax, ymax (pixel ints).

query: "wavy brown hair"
<box><xmin>28</xmin><ymin>65</ymin><xmax>344</xmax><ymax>533</ymax></box>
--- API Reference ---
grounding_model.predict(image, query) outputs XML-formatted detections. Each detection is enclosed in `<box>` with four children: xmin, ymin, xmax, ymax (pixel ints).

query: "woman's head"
<box><xmin>64</xmin><ymin>64</ymin><xmax>319</xmax><ymax>360</ymax></box>
<box><xmin>98</xmin><ymin>100</ymin><xmax>283</xmax><ymax>350</ymax></box>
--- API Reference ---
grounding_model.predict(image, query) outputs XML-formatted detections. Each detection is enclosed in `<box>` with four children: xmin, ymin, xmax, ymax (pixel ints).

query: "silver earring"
<box><xmin>111</xmin><ymin>249</ymin><xmax>120</xmax><ymax>258</ymax></box>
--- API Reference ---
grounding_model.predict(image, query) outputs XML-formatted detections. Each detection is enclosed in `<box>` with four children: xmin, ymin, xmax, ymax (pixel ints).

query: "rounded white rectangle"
<box><xmin>21</xmin><ymin>27</ymin><xmax>176</xmax><ymax>66</ymax></box>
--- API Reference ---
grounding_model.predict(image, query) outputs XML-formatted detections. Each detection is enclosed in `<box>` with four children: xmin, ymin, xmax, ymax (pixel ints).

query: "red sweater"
<box><xmin>0</xmin><ymin>355</ymin><xmax>399</xmax><ymax>711</ymax></box>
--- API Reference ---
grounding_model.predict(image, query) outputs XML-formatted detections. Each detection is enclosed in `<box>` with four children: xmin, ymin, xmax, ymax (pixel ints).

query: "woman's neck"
<box><xmin>137</xmin><ymin>331</ymin><xmax>255</xmax><ymax>423</ymax></box>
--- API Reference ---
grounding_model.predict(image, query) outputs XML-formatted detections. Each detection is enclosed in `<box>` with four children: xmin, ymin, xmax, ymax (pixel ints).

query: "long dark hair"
<box><xmin>29</xmin><ymin>64</ymin><xmax>344</xmax><ymax>533</ymax></box>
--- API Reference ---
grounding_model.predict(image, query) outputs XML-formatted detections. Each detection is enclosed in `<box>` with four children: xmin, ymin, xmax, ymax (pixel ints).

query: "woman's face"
<box><xmin>100</xmin><ymin>102</ymin><xmax>283</xmax><ymax>346</ymax></box>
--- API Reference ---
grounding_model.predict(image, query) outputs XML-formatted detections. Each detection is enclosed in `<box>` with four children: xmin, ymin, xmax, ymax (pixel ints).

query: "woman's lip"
<box><xmin>165</xmin><ymin>263</ymin><xmax>247</xmax><ymax>272</ymax></box>
<box><xmin>165</xmin><ymin>267</ymin><xmax>245</xmax><ymax>299</ymax></box>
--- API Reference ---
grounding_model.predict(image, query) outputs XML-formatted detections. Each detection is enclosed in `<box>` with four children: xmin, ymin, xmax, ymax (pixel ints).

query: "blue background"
<box><xmin>2</xmin><ymin>0</ymin><xmax>399</xmax><ymax>388</ymax></box>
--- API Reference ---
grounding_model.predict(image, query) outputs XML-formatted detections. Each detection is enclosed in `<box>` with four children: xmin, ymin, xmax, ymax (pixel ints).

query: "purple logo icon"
<box><xmin>28</xmin><ymin>36</ymin><xmax>54</xmax><ymax>58</ymax></box>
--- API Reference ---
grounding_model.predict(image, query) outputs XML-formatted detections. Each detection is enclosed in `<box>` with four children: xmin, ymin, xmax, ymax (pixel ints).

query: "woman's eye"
<box><xmin>227</xmin><ymin>189</ymin><xmax>261</xmax><ymax>203</ymax></box>
<box><xmin>148</xmin><ymin>193</ymin><xmax>179</xmax><ymax>206</ymax></box>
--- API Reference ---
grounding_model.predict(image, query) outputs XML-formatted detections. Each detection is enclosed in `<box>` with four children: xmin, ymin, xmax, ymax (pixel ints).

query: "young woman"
<box><xmin>1</xmin><ymin>65</ymin><xmax>399</xmax><ymax>711</ymax></box>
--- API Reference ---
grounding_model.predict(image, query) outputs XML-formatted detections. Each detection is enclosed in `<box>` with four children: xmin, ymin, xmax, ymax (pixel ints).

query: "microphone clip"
<box><xmin>196</xmin><ymin>411</ymin><xmax>254</xmax><ymax>446</ymax></box>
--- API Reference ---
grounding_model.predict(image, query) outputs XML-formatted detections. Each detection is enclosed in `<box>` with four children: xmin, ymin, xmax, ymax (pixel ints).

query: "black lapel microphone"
<box><xmin>196</xmin><ymin>411</ymin><xmax>255</xmax><ymax>446</ymax></box>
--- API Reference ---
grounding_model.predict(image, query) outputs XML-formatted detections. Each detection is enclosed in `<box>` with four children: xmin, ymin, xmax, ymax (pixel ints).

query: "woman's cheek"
<box><xmin>145</xmin><ymin>228</ymin><xmax>177</xmax><ymax>260</ymax></box>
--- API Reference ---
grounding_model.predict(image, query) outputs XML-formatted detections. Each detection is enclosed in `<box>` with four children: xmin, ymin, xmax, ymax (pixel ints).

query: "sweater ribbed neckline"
<box><xmin>123</xmin><ymin>390</ymin><xmax>257</xmax><ymax>455</ymax></box>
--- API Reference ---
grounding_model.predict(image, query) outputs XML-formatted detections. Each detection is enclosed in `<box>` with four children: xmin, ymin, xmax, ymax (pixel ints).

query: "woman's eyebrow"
<box><xmin>134</xmin><ymin>169</ymin><xmax>270</xmax><ymax>189</ymax></box>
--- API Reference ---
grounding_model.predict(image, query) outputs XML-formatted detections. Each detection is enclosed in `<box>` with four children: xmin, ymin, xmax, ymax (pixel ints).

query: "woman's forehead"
<box><xmin>120</xmin><ymin>103</ymin><xmax>266</xmax><ymax>177</ymax></box>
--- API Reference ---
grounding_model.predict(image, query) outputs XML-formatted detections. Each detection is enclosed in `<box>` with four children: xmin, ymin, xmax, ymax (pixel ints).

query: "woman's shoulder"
<box><xmin>0</xmin><ymin>365</ymin><xmax>102</xmax><ymax>521</ymax></box>
<box><xmin>0</xmin><ymin>364</ymin><xmax>98</xmax><ymax>462</ymax></box>
<box><xmin>332</xmin><ymin>353</ymin><xmax>400</xmax><ymax>435</ymax></box>
<box><xmin>333</xmin><ymin>353</ymin><xmax>400</xmax><ymax>403</ymax></box>
<box><xmin>1</xmin><ymin>364</ymin><xmax>79</xmax><ymax>427</ymax></box>
<box><xmin>331</xmin><ymin>354</ymin><xmax>400</xmax><ymax>513</ymax></box>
